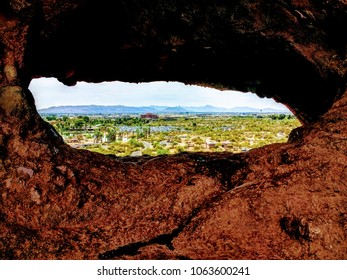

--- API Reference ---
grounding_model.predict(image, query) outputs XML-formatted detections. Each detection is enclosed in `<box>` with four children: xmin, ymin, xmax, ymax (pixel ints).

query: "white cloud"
<box><xmin>29</xmin><ymin>77</ymin><xmax>288</xmax><ymax>111</ymax></box>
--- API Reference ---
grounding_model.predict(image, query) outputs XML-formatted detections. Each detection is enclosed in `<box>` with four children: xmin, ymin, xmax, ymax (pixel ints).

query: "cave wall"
<box><xmin>0</xmin><ymin>0</ymin><xmax>347</xmax><ymax>259</ymax></box>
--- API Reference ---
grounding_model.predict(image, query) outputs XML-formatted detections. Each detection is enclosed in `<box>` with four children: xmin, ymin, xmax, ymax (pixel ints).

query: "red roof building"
<box><xmin>140</xmin><ymin>113</ymin><xmax>159</xmax><ymax>119</ymax></box>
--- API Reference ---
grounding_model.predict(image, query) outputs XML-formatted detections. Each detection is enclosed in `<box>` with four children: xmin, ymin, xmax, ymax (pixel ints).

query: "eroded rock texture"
<box><xmin>0</xmin><ymin>0</ymin><xmax>346</xmax><ymax>259</ymax></box>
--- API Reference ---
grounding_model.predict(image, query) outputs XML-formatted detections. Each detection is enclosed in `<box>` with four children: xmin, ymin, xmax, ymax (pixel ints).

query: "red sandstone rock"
<box><xmin>0</xmin><ymin>0</ymin><xmax>346</xmax><ymax>259</ymax></box>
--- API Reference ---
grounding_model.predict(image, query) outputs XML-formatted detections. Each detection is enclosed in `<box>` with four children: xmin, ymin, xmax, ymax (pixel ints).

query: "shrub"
<box><xmin>129</xmin><ymin>138</ymin><xmax>144</xmax><ymax>148</ymax></box>
<box><xmin>157</xmin><ymin>148</ymin><xmax>169</xmax><ymax>155</ymax></box>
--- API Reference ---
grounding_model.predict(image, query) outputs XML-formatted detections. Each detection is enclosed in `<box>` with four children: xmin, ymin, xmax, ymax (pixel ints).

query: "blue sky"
<box><xmin>29</xmin><ymin>77</ymin><xmax>289</xmax><ymax>111</ymax></box>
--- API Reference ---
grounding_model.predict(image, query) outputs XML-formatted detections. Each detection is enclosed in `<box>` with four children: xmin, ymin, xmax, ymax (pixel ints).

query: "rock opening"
<box><xmin>30</xmin><ymin>78</ymin><xmax>299</xmax><ymax>156</ymax></box>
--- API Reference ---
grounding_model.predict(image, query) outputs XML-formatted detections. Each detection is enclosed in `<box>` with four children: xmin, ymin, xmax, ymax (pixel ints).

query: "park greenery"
<box><xmin>43</xmin><ymin>114</ymin><xmax>301</xmax><ymax>157</ymax></box>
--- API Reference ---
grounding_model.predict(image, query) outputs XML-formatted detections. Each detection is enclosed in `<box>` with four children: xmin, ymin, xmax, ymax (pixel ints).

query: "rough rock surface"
<box><xmin>0</xmin><ymin>0</ymin><xmax>347</xmax><ymax>259</ymax></box>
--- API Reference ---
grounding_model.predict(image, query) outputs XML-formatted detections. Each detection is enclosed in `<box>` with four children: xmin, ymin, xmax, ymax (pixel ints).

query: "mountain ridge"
<box><xmin>38</xmin><ymin>104</ymin><xmax>290</xmax><ymax>114</ymax></box>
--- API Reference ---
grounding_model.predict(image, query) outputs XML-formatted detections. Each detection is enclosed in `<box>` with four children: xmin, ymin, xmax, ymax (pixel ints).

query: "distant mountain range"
<box><xmin>38</xmin><ymin>105</ymin><xmax>290</xmax><ymax>114</ymax></box>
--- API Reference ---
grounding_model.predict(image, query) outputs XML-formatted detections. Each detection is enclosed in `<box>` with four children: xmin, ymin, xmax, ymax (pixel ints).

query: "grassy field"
<box><xmin>43</xmin><ymin>114</ymin><xmax>301</xmax><ymax>156</ymax></box>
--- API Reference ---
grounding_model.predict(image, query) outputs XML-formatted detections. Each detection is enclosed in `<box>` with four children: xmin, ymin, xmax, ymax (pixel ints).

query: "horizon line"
<box><xmin>38</xmin><ymin>104</ymin><xmax>290</xmax><ymax>111</ymax></box>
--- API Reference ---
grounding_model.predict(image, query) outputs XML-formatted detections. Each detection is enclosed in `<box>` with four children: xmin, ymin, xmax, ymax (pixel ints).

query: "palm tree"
<box><xmin>97</xmin><ymin>123</ymin><xmax>117</xmax><ymax>143</ymax></box>
<box><xmin>82</xmin><ymin>116</ymin><xmax>90</xmax><ymax>132</ymax></box>
<box><xmin>107</xmin><ymin>128</ymin><xmax>118</xmax><ymax>142</ymax></box>
<box><xmin>93</xmin><ymin>129</ymin><xmax>102</xmax><ymax>143</ymax></box>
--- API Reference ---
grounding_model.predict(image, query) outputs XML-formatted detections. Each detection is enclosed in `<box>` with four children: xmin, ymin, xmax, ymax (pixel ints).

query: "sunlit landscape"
<box><xmin>43</xmin><ymin>113</ymin><xmax>300</xmax><ymax>157</ymax></box>
<box><xmin>32</xmin><ymin>78</ymin><xmax>299</xmax><ymax>157</ymax></box>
